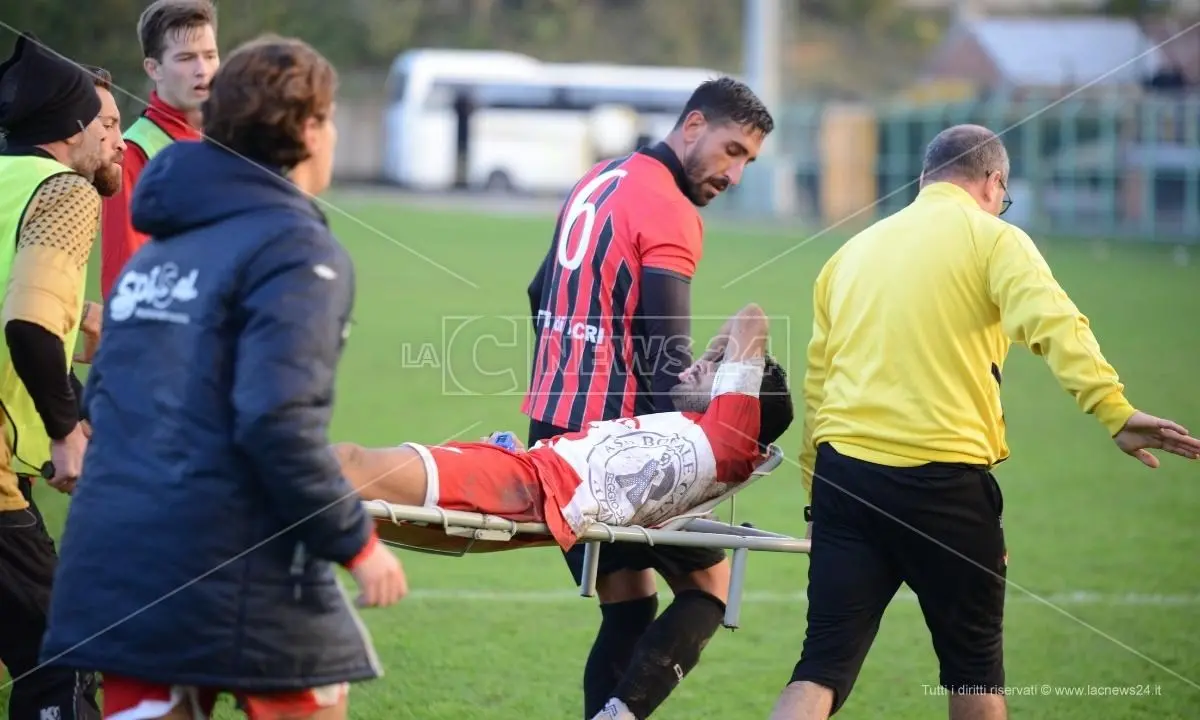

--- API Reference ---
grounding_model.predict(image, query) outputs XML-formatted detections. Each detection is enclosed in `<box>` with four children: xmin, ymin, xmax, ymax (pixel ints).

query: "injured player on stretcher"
<box><xmin>334</xmin><ymin>303</ymin><xmax>794</xmax><ymax>552</ymax></box>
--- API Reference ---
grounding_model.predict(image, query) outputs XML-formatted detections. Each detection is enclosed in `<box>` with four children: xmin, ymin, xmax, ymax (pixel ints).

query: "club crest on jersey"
<box><xmin>588</xmin><ymin>431</ymin><xmax>698</xmax><ymax>525</ymax></box>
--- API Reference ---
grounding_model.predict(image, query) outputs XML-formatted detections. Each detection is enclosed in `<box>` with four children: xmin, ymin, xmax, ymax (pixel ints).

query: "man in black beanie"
<box><xmin>0</xmin><ymin>31</ymin><xmax>118</xmax><ymax>720</ymax></box>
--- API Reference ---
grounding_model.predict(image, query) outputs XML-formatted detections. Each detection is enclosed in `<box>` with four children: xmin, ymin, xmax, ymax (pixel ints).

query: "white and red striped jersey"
<box><xmin>528</xmin><ymin>360</ymin><xmax>765</xmax><ymax>545</ymax></box>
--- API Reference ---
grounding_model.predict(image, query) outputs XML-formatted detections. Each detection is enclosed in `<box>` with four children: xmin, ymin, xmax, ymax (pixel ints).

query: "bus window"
<box><xmin>424</xmin><ymin>82</ymin><xmax>462</xmax><ymax>111</ymax></box>
<box><xmin>422</xmin><ymin>80</ymin><xmax>560</xmax><ymax>111</ymax></box>
<box><xmin>565</xmin><ymin>85</ymin><xmax>693</xmax><ymax>115</ymax></box>
<box><xmin>386</xmin><ymin>72</ymin><xmax>409</xmax><ymax>104</ymax></box>
<box><xmin>475</xmin><ymin>82</ymin><xmax>558</xmax><ymax>109</ymax></box>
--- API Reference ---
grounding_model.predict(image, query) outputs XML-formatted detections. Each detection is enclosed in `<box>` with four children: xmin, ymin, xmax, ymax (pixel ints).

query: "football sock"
<box><xmin>612</xmin><ymin>589</ymin><xmax>725</xmax><ymax>718</ymax></box>
<box><xmin>582</xmin><ymin>594</ymin><xmax>659</xmax><ymax>718</ymax></box>
<box><xmin>591</xmin><ymin>697</ymin><xmax>638</xmax><ymax>720</ymax></box>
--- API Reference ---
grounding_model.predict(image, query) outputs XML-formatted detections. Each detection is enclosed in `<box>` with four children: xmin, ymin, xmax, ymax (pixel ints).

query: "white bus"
<box><xmin>380</xmin><ymin>49</ymin><xmax>724</xmax><ymax>193</ymax></box>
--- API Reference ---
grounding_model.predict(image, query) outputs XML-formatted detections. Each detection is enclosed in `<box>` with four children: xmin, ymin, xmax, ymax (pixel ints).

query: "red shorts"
<box><xmin>102</xmin><ymin>675</ymin><xmax>348</xmax><ymax>719</ymax></box>
<box><xmin>405</xmin><ymin>441</ymin><xmax>547</xmax><ymax>523</ymax></box>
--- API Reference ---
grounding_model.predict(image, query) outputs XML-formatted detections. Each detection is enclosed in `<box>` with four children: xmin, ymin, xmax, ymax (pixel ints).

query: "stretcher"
<box><xmin>364</xmin><ymin>444</ymin><xmax>810</xmax><ymax>629</ymax></box>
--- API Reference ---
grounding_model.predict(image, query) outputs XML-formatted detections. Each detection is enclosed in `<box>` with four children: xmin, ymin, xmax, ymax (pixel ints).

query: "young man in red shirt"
<box><xmin>99</xmin><ymin>0</ymin><xmax>219</xmax><ymax>298</ymax></box>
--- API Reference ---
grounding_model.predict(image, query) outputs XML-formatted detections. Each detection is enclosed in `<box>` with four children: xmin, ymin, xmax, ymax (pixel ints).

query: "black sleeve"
<box><xmin>81</xmin><ymin>361</ymin><xmax>100</xmax><ymax>422</ymax></box>
<box><xmin>637</xmin><ymin>268</ymin><xmax>694</xmax><ymax>413</ymax></box>
<box><xmin>4</xmin><ymin>320</ymin><xmax>78</xmax><ymax>440</ymax></box>
<box><xmin>231</xmin><ymin>229</ymin><xmax>372</xmax><ymax>566</ymax></box>
<box><xmin>527</xmin><ymin>247</ymin><xmax>550</xmax><ymax>321</ymax></box>
<box><xmin>70</xmin><ymin>366</ymin><xmax>86</xmax><ymax>421</ymax></box>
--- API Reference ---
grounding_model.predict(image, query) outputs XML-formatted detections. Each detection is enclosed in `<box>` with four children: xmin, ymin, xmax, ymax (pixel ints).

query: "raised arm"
<box><xmin>696</xmin><ymin>304</ymin><xmax>770</xmax><ymax>482</ymax></box>
<box><xmin>721</xmin><ymin>302</ymin><xmax>769</xmax><ymax>364</ymax></box>
<box><xmin>696</xmin><ymin>312</ymin><xmax>738</xmax><ymax>364</ymax></box>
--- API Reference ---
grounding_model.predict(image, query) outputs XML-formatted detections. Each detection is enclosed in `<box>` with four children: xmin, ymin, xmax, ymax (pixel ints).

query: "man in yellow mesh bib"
<box><xmin>0</xmin><ymin>32</ymin><xmax>125</xmax><ymax>720</ymax></box>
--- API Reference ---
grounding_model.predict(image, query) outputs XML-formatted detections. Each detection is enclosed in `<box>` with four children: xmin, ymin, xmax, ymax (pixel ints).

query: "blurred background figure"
<box><xmin>99</xmin><ymin>0</ymin><xmax>219</xmax><ymax>300</ymax></box>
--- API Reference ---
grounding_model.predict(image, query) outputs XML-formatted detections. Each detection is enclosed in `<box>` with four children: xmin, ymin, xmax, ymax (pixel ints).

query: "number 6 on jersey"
<box><xmin>555</xmin><ymin>168</ymin><xmax>627</xmax><ymax>272</ymax></box>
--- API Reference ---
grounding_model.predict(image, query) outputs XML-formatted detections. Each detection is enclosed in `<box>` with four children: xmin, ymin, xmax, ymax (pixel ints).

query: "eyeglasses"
<box><xmin>988</xmin><ymin>171</ymin><xmax>1013</xmax><ymax>216</ymax></box>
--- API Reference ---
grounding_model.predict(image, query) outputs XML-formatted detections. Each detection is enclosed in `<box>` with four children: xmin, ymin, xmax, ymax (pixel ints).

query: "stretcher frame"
<box><xmin>365</xmin><ymin>444</ymin><xmax>810</xmax><ymax>629</ymax></box>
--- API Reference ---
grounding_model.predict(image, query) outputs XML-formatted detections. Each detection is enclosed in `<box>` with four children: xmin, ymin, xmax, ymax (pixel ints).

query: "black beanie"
<box><xmin>0</xmin><ymin>32</ymin><xmax>101</xmax><ymax>147</ymax></box>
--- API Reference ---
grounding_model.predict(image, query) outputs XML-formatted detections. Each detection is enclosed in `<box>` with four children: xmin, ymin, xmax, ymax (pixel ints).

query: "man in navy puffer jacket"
<box><xmin>40</xmin><ymin>34</ymin><xmax>407</xmax><ymax>720</ymax></box>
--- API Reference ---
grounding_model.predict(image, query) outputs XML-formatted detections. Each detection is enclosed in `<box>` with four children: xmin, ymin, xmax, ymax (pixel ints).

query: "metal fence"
<box><xmin>769</xmin><ymin>90</ymin><xmax>1200</xmax><ymax>243</ymax></box>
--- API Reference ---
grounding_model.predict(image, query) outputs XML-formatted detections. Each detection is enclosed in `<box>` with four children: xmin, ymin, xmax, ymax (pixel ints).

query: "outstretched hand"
<box><xmin>1113</xmin><ymin>411</ymin><xmax>1200</xmax><ymax>468</ymax></box>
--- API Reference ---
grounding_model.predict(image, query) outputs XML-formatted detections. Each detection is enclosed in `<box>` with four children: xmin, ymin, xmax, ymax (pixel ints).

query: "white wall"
<box><xmin>332</xmin><ymin>98</ymin><xmax>388</xmax><ymax>181</ymax></box>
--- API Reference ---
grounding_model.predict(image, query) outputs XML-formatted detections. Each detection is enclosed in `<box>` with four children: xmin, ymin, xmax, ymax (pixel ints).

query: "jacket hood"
<box><xmin>131</xmin><ymin>140</ymin><xmax>323</xmax><ymax>239</ymax></box>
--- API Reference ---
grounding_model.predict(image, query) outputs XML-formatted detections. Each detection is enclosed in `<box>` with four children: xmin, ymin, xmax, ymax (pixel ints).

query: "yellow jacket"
<box><xmin>800</xmin><ymin>182</ymin><xmax>1136</xmax><ymax>498</ymax></box>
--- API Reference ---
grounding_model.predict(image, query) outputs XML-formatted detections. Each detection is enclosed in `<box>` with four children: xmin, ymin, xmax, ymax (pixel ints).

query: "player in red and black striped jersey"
<box><xmin>520</xmin><ymin>148</ymin><xmax>703</xmax><ymax>430</ymax></box>
<box><xmin>521</xmin><ymin>77</ymin><xmax>775</xmax><ymax>720</ymax></box>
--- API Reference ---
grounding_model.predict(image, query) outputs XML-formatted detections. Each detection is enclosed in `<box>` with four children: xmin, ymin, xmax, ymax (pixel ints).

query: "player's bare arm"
<box><xmin>722</xmin><ymin>303</ymin><xmax>769</xmax><ymax>364</ymax></box>
<box><xmin>698</xmin><ymin>312</ymin><xmax>738</xmax><ymax>362</ymax></box>
<box><xmin>331</xmin><ymin>442</ymin><xmax>429</xmax><ymax>505</ymax></box>
<box><xmin>74</xmin><ymin>300</ymin><xmax>103</xmax><ymax>364</ymax></box>
<box><xmin>681</xmin><ymin>305</ymin><xmax>767</xmax><ymax>384</ymax></box>
<box><xmin>334</xmin><ymin>431</ymin><xmax>537</xmax><ymax>511</ymax></box>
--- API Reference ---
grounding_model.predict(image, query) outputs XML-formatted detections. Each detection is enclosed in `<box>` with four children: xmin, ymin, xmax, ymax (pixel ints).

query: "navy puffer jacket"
<box><xmin>40</xmin><ymin>139</ymin><xmax>382</xmax><ymax>691</ymax></box>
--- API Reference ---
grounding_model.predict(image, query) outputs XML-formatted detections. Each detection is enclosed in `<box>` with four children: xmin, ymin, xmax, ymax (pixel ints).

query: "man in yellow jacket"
<box><xmin>770</xmin><ymin>124</ymin><xmax>1200</xmax><ymax>720</ymax></box>
<box><xmin>0</xmin><ymin>32</ymin><xmax>124</xmax><ymax>720</ymax></box>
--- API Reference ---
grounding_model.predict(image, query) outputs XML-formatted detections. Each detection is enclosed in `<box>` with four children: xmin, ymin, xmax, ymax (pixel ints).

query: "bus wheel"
<box><xmin>483</xmin><ymin>170</ymin><xmax>514</xmax><ymax>194</ymax></box>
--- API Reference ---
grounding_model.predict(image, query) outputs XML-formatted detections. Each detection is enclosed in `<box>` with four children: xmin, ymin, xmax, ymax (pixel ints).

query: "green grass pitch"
<box><xmin>3</xmin><ymin>194</ymin><xmax>1199</xmax><ymax>719</ymax></box>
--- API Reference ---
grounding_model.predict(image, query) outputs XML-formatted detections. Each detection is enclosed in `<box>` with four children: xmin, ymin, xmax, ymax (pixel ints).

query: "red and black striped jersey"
<box><xmin>521</xmin><ymin>146</ymin><xmax>704</xmax><ymax>431</ymax></box>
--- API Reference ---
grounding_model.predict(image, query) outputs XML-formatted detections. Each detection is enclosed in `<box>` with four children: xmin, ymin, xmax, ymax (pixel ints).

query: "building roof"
<box><xmin>963</xmin><ymin>17</ymin><xmax>1167</xmax><ymax>86</ymax></box>
<box><xmin>1144</xmin><ymin>16</ymin><xmax>1200</xmax><ymax>84</ymax></box>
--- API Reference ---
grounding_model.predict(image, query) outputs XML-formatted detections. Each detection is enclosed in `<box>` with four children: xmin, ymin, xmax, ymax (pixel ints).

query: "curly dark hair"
<box><xmin>201</xmin><ymin>34</ymin><xmax>337</xmax><ymax>169</ymax></box>
<box><xmin>757</xmin><ymin>355</ymin><xmax>794</xmax><ymax>451</ymax></box>
<box><xmin>676</xmin><ymin>76</ymin><xmax>775</xmax><ymax>136</ymax></box>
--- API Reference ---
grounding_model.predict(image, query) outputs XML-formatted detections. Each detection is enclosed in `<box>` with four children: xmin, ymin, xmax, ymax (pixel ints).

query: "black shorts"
<box><xmin>790</xmin><ymin>443</ymin><xmax>1007</xmax><ymax>715</ymax></box>
<box><xmin>0</xmin><ymin>477</ymin><xmax>101</xmax><ymax>719</ymax></box>
<box><xmin>527</xmin><ymin>418</ymin><xmax>726</xmax><ymax>586</ymax></box>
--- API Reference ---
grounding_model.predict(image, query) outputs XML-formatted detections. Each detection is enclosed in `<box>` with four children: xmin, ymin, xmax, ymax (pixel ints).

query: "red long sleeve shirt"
<box><xmin>100</xmin><ymin>92</ymin><xmax>201</xmax><ymax>298</ymax></box>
